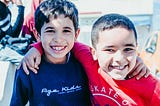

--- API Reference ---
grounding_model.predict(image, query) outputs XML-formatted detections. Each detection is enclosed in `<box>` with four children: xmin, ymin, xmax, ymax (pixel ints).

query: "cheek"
<box><xmin>128</xmin><ymin>55</ymin><xmax>137</xmax><ymax>67</ymax></box>
<box><xmin>98</xmin><ymin>55</ymin><xmax>111</xmax><ymax>68</ymax></box>
<box><xmin>41</xmin><ymin>36</ymin><xmax>52</xmax><ymax>46</ymax></box>
<box><xmin>41</xmin><ymin>35</ymin><xmax>52</xmax><ymax>41</ymax></box>
<box><xmin>67</xmin><ymin>35</ymin><xmax>76</xmax><ymax>42</ymax></box>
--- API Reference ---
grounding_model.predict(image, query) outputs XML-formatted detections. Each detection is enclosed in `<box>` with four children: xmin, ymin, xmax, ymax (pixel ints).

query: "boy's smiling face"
<box><xmin>94</xmin><ymin>27</ymin><xmax>137</xmax><ymax>80</ymax></box>
<box><xmin>40</xmin><ymin>15</ymin><xmax>79</xmax><ymax>64</ymax></box>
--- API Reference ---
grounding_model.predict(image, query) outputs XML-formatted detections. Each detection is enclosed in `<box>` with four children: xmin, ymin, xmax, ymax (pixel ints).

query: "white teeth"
<box><xmin>118</xmin><ymin>66</ymin><xmax>124</xmax><ymax>70</ymax></box>
<box><xmin>52</xmin><ymin>47</ymin><xmax>64</xmax><ymax>51</ymax></box>
<box><xmin>111</xmin><ymin>66</ymin><xmax>125</xmax><ymax>70</ymax></box>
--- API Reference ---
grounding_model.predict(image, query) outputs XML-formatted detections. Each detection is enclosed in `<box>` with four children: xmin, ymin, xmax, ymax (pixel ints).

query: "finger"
<box><xmin>128</xmin><ymin>63</ymin><xmax>143</xmax><ymax>78</ymax></box>
<box><xmin>144</xmin><ymin>67</ymin><xmax>150</xmax><ymax>78</ymax></box>
<box><xmin>28</xmin><ymin>67</ymin><xmax>38</xmax><ymax>74</ymax></box>
<box><xmin>22</xmin><ymin>61</ymin><xmax>30</xmax><ymax>75</ymax></box>
<box><xmin>34</xmin><ymin>55</ymin><xmax>41</xmax><ymax>70</ymax></box>
<box><xmin>25</xmin><ymin>59</ymin><xmax>38</xmax><ymax>74</ymax></box>
<box><xmin>130</xmin><ymin>58</ymin><xmax>141</xmax><ymax>73</ymax></box>
<box><xmin>25</xmin><ymin>56</ymin><xmax>35</xmax><ymax>69</ymax></box>
<box><xmin>135</xmin><ymin>67</ymin><xmax>146</xmax><ymax>80</ymax></box>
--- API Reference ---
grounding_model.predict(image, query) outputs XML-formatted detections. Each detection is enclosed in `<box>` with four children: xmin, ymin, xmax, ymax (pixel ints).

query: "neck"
<box><xmin>44</xmin><ymin>55</ymin><xmax>67</xmax><ymax>64</ymax></box>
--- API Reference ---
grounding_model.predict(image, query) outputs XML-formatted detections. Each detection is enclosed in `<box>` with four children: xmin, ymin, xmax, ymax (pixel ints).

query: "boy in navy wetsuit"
<box><xmin>10</xmin><ymin>0</ymin><xmax>91</xmax><ymax>105</ymax></box>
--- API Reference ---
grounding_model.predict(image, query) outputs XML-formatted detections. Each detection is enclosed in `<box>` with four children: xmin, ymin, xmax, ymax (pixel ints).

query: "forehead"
<box><xmin>98</xmin><ymin>27</ymin><xmax>136</xmax><ymax>45</ymax></box>
<box><xmin>42</xmin><ymin>15</ymin><xmax>74</xmax><ymax>29</ymax></box>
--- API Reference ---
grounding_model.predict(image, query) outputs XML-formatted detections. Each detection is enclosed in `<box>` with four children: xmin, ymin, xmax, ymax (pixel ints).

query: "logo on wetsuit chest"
<box><xmin>41</xmin><ymin>85</ymin><xmax>82</xmax><ymax>96</ymax></box>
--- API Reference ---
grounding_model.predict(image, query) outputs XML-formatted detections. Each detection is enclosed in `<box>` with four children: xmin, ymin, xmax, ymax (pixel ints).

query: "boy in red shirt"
<box><xmin>72</xmin><ymin>13</ymin><xmax>160</xmax><ymax>105</ymax></box>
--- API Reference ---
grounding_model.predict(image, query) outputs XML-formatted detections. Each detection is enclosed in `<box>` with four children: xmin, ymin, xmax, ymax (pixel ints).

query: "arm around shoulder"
<box><xmin>72</xmin><ymin>42</ymin><xmax>97</xmax><ymax>68</ymax></box>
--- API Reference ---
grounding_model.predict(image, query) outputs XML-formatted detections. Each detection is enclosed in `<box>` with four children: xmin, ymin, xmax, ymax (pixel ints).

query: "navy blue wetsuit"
<box><xmin>10</xmin><ymin>54</ymin><xmax>91</xmax><ymax>106</ymax></box>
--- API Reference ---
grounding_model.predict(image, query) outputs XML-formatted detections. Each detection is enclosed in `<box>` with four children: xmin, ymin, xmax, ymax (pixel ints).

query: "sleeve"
<box><xmin>72</xmin><ymin>42</ymin><xmax>98</xmax><ymax>73</ymax></box>
<box><xmin>0</xmin><ymin>29</ymin><xmax>5</xmax><ymax>40</ymax></box>
<box><xmin>10</xmin><ymin>69</ymin><xmax>29</xmax><ymax>106</ymax></box>
<box><xmin>31</xmin><ymin>41</ymin><xmax>43</xmax><ymax>55</ymax></box>
<box><xmin>150</xmin><ymin>80</ymin><xmax>160</xmax><ymax>105</ymax></box>
<box><xmin>11</xmin><ymin>5</ymin><xmax>25</xmax><ymax>37</ymax></box>
<box><xmin>0</xmin><ymin>1</ymin><xmax>11</xmax><ymax>39</ymax></box>
<box><xmin>21</xmin><ymin>15</ymin><xmax>34</xmax><ymax>38</ymax></box>
<box><xmin>21</xmin><ymin>22</ymin><xmax>31</xmax><ymax>36</ymax></box>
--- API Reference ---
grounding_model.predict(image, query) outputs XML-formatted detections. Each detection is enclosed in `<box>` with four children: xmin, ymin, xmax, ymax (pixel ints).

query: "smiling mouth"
<box><xmin>51</xmin><ymin>46</ymin><xmax>67</xmax><ymax>53</ymax></box>
<box><xmin>52</xmin><ymin>46</ymin><xmax>66</xmax><ymax>50</ymax></box>
<box><xmin>109</xmin><ymin>65</ymin><xmax>127</xmax><ymax>70</ymax></box>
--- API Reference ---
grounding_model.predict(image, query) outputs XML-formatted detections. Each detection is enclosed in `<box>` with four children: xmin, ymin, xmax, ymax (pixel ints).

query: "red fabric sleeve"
<box><xmin>31</xmin><ymin>41</ymin><xmax>43</xmax><ymax>55</ymax></box>
<box><xmin>72</xmin><ymin>42</ymin><xmax>98</xmax><ymax>71</ymax></box>
<box><xmin>72</xmin><ymin>42</ymin><xmax>93</xmax><ymax>65</ymax></box>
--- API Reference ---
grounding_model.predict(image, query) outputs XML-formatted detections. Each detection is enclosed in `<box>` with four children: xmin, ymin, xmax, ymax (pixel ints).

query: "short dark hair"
<box><xmin>35</xmin><ymin>0</ymin><xmax>79</xmax><ymax>34</ymax></box>
<box><xmin>91</xmin><ymin>13</ymin><xmax>137</xmax><ymax>49</ymax></box>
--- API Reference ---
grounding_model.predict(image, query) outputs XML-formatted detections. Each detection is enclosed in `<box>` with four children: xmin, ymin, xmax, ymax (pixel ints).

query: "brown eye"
<box><xmin>63</xmin><ymin>29</ymin><xmax>71</xmax><ymax>33</ymax></box>
<box><xmin>124</xmin><ymin>48</ymin><xmax>136</xmax><ymax>53</ymax></box>
<box><xmin>124</xmin><ymin>48</ymin><xmax>133</xmax><ymax>51</ymax></box>
<box><xmin>104</xmin><ymin>49</ymin><xmax>115</xmax><ymax>53</ymax></box>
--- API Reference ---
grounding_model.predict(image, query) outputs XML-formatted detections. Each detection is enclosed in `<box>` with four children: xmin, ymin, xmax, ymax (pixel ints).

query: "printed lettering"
<box><xmin>41</xmin><ymin>85</ymin><xmax>82</xmax><ymax>96</ymax></box>
<box><xmin>94</xmin><ymin>86</ymin><xmax>99</xmax><ymax>92</ymax></box>
<box><xmin>108</xmin><ymin>88</ymin><xmax>114</xmax><ymax>95</ymax></box>
<box><xmin>101</xmin><ymin>87</ymin><xmax>106</xmax><ymax>93</ymax></box>
<box><xmin>114</xmin><ymin>92</ymin><xmax>119</xmax><ymax>98</ymax></box>
<box><xmin>122</xmin><ymin>100</ymin><xmax>129</xmax><ymax>105</ymax></box>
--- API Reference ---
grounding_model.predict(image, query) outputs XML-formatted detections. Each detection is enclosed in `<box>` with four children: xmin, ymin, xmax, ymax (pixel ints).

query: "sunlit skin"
<box><xmin>93</xmin><ymin>27</ymin><xmax>138</xmax><ymax>80</ymax></box>
<box><xmin>40</xmin><ymin>15</ymin><xmax>79</xmax><ymax>64</ymax></box>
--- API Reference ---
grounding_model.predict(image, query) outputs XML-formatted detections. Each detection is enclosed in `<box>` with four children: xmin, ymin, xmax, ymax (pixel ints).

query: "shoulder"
<box><xmin>15</xmin><ymin>66</ymin><xmax>29</xmax><ymax>80</ymax></box>
<box><xmin>15</xmin><ymin>66</ymin><xmax>35</xmax><ymax>82</ymax></box>
<box><xmin>136</xmin><ymin>74</ymin><xmax>160</xmax><ymax>93</ymax></box>
<box><xmin>142</xmin><ymin>74</ymin><xmax>159</xmax><ymax>85</ymax></box>
<box><xmin>131</xmin><ymin>74</ymin><xmax>159</xmax><ymax>87</ymax></box>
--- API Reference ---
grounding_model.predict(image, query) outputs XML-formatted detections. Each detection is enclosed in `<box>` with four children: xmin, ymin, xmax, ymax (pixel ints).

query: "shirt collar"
<box><xmin>66</xmin><ymin>52</ymin><xmax>71</xmax><ymax>63</ymax></box>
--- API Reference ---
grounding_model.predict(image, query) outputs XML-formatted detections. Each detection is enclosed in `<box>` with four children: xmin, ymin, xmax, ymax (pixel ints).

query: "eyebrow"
<box><xmin>44</xmin><ymin>26</ymin><xmax>73</xmax><ymax>30</ymax></box>
<box><xmin>45</xmin><ymin>27</ymin><xmax>54</xmax><ymax>30</ymax></box>
<box><xmin>63</xmin><ymin>27</ymin><xmax>73</xmax><ymax>30</ymax></box>
<box><xmin>104</xmin><ymin>43</ymin><xmax>136</xmax><ymax>48</ymax></box>
<box><xmin>124</xmin><ymin>44</ymin><xmax>136</xmax><ymax>47</ymax></box>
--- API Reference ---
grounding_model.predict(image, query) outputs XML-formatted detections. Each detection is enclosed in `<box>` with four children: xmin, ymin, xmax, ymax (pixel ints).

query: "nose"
<box><xmin>52</xmin><ymin>33</ymin><xmax>64</xmax><ymax>43</ymax></box>
<box><xmin>113</xmin><ymin>50</ymin><xmax>126</xmax><ymax>64</ymax></box>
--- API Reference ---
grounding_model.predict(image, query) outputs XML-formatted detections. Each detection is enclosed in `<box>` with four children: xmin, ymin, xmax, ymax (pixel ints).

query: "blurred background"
<box><xmin>0</xmin><ymin>0</ymin><xmax>160</xmax><ymax>105</ymax></box>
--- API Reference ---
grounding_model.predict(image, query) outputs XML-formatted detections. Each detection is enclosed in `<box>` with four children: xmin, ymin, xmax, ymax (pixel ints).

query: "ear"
<box><xmin>74</xmin><ymin>28</ymin><xmax>80</xmax><ymax>41</ymax></box>
<box><xmin>91</xmin><ymin>47</ymin><xmax>98</xmax><ymax>60</ymax></box>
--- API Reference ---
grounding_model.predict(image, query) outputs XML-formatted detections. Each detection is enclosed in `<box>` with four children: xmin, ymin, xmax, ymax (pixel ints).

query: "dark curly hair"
<box><xmin>34</xmin><ymin>0</ymin><xmax>79</xmax><ymax>35</ymax></box>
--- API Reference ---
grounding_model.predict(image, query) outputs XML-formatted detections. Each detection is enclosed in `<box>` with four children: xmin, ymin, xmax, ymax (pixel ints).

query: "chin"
<box><xmin>108</xmin><ymin>72</ymin><xmax>126</xmax><ymax>80</ymax></box>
